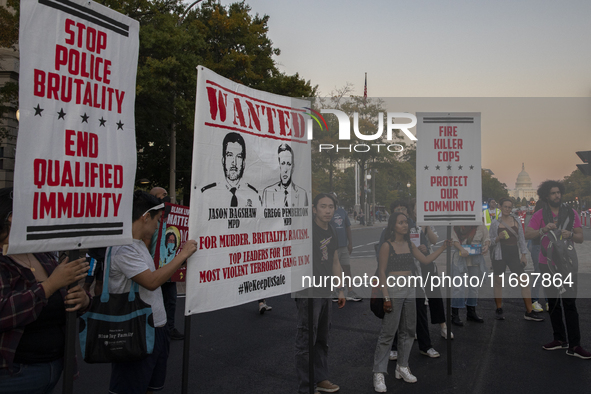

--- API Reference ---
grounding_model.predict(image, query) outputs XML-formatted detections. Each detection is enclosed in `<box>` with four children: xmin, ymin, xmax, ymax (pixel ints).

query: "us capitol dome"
<box><xmin>509</xmin><ymin>163</ymin><xmax>538</xmax><ymax>202</ymax></box>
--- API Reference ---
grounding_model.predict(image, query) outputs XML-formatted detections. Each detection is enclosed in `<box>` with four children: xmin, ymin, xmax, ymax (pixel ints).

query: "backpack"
<box><xmin>540</xmin><ymin>205</ymin><xmax>578</xmax><ymax>290</ymax></box>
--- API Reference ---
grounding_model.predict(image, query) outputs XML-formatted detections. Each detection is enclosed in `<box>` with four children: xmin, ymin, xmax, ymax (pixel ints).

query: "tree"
<box><xmin>137</xmin><ymin>0</ymin><xmax>316</xmax><ymax>192</ymax></box>
<box><xmin>481</xmin><ymin>169</ymin><xmax>509</xmax><ymax>202</ymax></box>
<box><xmin>0</xmin><ymin>0</ymin><xmax>18</xmax><ymax>49</ymax></box>
<box><xmin>310</xmin><ymin>90</ymin><xmax>415</xmax><ymax>213</ymax></box>
<box><xmin>310</xmin><ymin>83</ymin><xmax>353</xmax><ymax>193</ymax></box>
<box><xmin>1</xmin><ymin>0</ymin><xmax>316</xmax><ymax>194</ymax></box>
<box><xmin>562</xmin><ymin>168</ymin><xmax>591</xmax><ymax>209</ymax></box>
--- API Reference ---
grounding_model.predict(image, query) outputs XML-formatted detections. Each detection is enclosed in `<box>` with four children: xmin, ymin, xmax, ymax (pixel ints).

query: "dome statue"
<box><xmin>515</xmin><ymin>163</ymin><xmax>532</xmax><ymax>189</ymax></box>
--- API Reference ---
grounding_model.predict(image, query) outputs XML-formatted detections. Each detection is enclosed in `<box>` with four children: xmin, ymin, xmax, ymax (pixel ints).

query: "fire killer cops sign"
<box><xmin>416</xmin><ymin>113</ymin><xmax>482</xmax><ymax>226</ymax></box>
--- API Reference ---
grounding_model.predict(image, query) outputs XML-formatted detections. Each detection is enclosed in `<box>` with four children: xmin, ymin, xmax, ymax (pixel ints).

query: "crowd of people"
<box><xmin>1</xmin><ymin>179</ymin><xmax>589</xmax><ymax>394</ymax></box>
<box><xmin>301</xmin><ymin>179</ymin><xmax>589</xmax><ymax>394</ymax></box>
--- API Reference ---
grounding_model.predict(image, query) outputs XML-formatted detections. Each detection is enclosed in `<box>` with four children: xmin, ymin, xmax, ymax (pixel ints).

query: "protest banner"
<box><xmin>416</xmin><ymin>112</ymin><xmax>482</xmax><ymax>226</ymax></box>
<box><xmin>153</xmin><ymin>203</ymin><xmax>190</xmax><ymax>282</ymax></box>
<box><xmin>185</xmin><ymin>66</ymin><xmax>313</xmax><ymax>315</ymax></box>
<box><xmin>10</xmin><ymin>0</ymin><xmax>139</xmax><ymax>254</ymax></box>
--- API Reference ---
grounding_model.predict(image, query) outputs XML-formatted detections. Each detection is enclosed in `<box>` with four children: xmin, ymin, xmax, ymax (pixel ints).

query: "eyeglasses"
<box><xmin>143</xmin><ymin>203</ymin><xmax>164</xmax><ymax>217</ymax></box>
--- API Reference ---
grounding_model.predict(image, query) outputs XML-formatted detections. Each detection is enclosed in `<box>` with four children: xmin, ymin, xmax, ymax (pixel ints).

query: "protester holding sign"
<box><xmin>0</xmin><ymin>187</ymin><xmax>91</xmax><ymax>393</ymax></box>
<box><xmin>408</xmin><ymin>200</ymin><xmax>451</xmax><ymax>340</ymax></box>
<box><xmin>451</xmin><ymin>224</ymin><xmax>489</xmax><ymax>325</ymax></box>
<box><xmin>373</xmin><ymin>212</ymin><xmax>451</xmax><ymax>391</ymax></box>
<box><xmin>108</xmin><ymin>191</ymin><xmax>197</xmax><ymax>394</ymax></box>
<box><xmin>383</xmin><ymin>201</ymin><xmax>444</xmax><ymax>361</ymax></box>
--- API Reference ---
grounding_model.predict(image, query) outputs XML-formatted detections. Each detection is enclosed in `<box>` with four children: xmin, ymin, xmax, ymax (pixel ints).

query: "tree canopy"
<box><xmin>482</xmin><ymin>170</ymin><xmax>509</xmax><ymax>203</ymax></box>
<box><xmin>0</xmin><ymin>0</ymin><xmax>316</xmax><ymax>194</ymax></box>
<box><xmin>99</xmin><ymin>0</ymin><xmax>316</xmax><ymax>193</ymax></box>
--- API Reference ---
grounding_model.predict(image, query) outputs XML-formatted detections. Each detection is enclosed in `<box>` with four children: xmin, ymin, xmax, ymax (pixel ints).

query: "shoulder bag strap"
<box><xmin>503</xmin><ymin>217</ymin><xmax>520</xmax><ymax>239</ymax></box>
<box><xmin>100</xmin><ymin>247</ymin><xmax>112</xmax><ymax>303</ymax></box>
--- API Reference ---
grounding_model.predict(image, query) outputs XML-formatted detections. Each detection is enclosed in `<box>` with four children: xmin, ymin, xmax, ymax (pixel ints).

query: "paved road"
<box><xmin>54</xmin><ymin>216</ymin><xmax>591</xmax><ymax>393</ymax></box>
<box><xmin>60</xmin><ymin>293</ymin><xmax>591</xmax><ymax>393</ymax></box>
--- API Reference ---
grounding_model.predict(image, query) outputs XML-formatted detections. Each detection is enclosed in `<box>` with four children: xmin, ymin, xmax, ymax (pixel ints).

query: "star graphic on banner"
<box><xmin>116</xmin><ymin>120</ymin><xmax>124</xmax><ymax>130</ymax></box>
<box><xmin>424</xmin><ymin>165</ymin><xmax>429</xmax><ymax>170</ymax></box>
<box><xmin>458</xmin><ymin>165</ymin><xmax>463</xmax><ymax>170</ymax></box>
<box><xmin>34</xmin><ymin>104</ymin><xmax>44</xmax><ymax>116</ymax></box>
<box><xmin>81</xmin><ymin>113</ymin><xmax>89</xmax><ymax>123</ymax></box>
<box><xmin>469</xmin><ymin>165</ymin><xmax>474</xmax><ymax>170</ymax></box>
<box><xmin>99</xmin><ymin>117</ymin><xmax>106</xmax><ymax>127</ymax></box>
<box><xmin>435</xmin><ymin>165</ymin><xmax>440</xmax><ymax>170</ymax></box>
<box><xmin>57</xmin><ymin>108</ymin><xmax>66</xmax><ymax>119</ymax></box>
<box><xmin>447</xmin><ymin>165</ymin><xmax>452</xmax><ymax>170</ymax></box>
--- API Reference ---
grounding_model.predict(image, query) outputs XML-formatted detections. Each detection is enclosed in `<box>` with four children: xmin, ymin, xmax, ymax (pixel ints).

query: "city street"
<box><xmin>56</xmin><ymin>216</ymin><xmax>591</xmax><ymax>393</ymax></box>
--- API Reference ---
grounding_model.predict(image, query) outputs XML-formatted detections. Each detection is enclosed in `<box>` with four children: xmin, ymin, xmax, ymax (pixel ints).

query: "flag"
<box><xmin>363</xmin><ymin>73</ymin><xmax>367</xmax><ymax>104</ymax></box>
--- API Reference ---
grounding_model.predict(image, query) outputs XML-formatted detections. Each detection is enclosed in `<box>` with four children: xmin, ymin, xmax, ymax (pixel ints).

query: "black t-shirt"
<box><xmin>13</xmin><ymin>291</ymin><xmax>66</xmax><ymax>364</ymax></box>
<box><xmin>307</xmin><ymin>220</ymin><xmax>338</xmax><ymax>298</ymax></box>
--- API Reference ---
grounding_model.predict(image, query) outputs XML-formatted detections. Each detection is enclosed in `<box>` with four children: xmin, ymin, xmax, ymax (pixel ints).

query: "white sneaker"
<box><xmin>532</xmin><ymin>301</ymin><xmax>543</xmax><ymax>313</ymax></box>
<box><xmin>389</xmin><ymin>350</ymin><xmax>398</xmax><ymax>360</ymax></box>
<box><xmin>420</xmin><ymin>348</ymin><xmax>440</xmax><ymax>358</ymax></box>
<box><xmin>258</xmin><ymin>302</ymin><xmax>272</xmax><ymax>314</ymax></box>
<box><xmin>440</xmin><ymin>328</ymin><xmax>454</xmax><ymax>340</ymax></box>
<box><xmin>373</xmin><ymin>373</ymin><xmax>387</xmax><ymax>392</ymax></box>
<box><xmin>395</xmin><ymin>365</ymin><xmax>417</xmax><ymax>383</ymax></box>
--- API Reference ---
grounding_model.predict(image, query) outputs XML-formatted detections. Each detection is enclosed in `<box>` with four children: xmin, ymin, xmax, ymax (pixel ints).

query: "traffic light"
<box><xmin>576</xmin><ymin>151</ymin><xmax>591</xmax><ymax>176</ymax></box>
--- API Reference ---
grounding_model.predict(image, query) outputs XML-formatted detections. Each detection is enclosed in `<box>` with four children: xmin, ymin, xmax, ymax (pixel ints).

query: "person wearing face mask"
<box><xmin>108</xmin><ymin>191</ymin><xmax>197</xmax><ymax>394</ymax></box>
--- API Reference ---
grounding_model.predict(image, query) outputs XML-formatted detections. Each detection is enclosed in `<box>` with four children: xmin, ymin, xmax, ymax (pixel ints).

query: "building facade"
<box><xmin>0</xmin><ymin>0</ymin><xmax>19</xmax><ymax>188</ymax></box>
<box><xmin>508</xmin><ymin>163</ymin><xmax>538</xmax><ymax>201</ymax></box>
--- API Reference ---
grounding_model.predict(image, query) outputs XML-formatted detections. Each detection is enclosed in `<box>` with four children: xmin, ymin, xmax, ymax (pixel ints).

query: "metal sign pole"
<box><xmin>446</xmin><ymin>226</ymin><xmax>452</xmax><ymax>375</ymax></box>
<box><xmin>62</xmin><ymin>249</ymin><xmax>79</xmax><ymax>394</ymax></box>
<box><xmin>181</xmin><ymin>314</ymin><xmax>192</xmax><ymax>394</ymax></box>
<box><xmin>308</xmin><ymin>298</ymin><xmax>314</xmax><ymax>394</ymax></box>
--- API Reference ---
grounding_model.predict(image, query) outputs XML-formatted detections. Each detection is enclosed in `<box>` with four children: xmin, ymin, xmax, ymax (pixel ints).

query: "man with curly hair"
<box><xmin>525</xmin><ymin>180</ymin><xmax>590</xmax><ymax>359</ymax></box>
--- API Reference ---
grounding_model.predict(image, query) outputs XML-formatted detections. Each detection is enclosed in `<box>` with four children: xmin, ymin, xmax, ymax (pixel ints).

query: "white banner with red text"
<box><xmin>416</xmin><ymin>112</ymin><xmax>482</xmax><ymax>226</ymax></box>
<box><xmin>10</xmin><ymin>0</ymin><xmax>139</xmax><ymax>253</ymax></box>
<box><xmin>185</xmin><ymin>66</ymin><xmax>313</xmax><ymax>315</ymax></box>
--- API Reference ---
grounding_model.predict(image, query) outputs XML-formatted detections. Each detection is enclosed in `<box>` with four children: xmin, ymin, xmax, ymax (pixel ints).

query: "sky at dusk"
<box><xmin>211</xmin><ymin>0</ymin><xmax>591</xmax><ymax>189</ymax></box>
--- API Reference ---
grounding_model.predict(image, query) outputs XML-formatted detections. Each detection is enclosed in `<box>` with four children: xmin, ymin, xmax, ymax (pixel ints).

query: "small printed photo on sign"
<box><xmin>200</xmin><ymin>132</ymin><xmax>262</xmax><ymax>209</ymax></box>
<box><xmin>153</xmin><ymin>203</ymin><xmax>190</xmax><ymax>282</ymax></box>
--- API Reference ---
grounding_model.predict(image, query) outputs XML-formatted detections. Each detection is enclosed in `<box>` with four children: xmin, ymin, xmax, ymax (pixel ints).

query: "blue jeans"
<box><xmin>0</xmin><ymin>358</ymin><xmax>63</xmax><ymax>394</ymax></box>
<box><xmin>452</xmin><ymin>265</ymin><xmax>482</xmax><ymax>308</ymax></box>
<box><xmin>373</xmin><ymin>281</ymin><xmax>416</xmax><ymax>372</ymax></box>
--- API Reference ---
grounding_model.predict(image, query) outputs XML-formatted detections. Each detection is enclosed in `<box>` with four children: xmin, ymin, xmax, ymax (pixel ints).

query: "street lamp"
<box><xmin>406</xmin><ymin>182</ymin><xmax>411</xmax><ymax>198</ymax></box>
<box><xmin>366</xmin><ymin>173</ymin><xmax>373</xmax><ymax>226</ymax></box>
